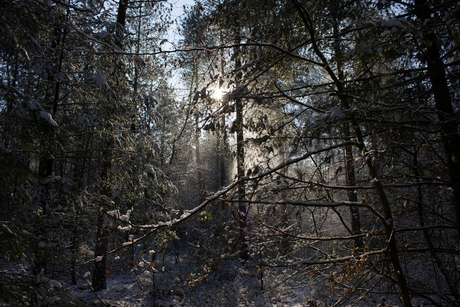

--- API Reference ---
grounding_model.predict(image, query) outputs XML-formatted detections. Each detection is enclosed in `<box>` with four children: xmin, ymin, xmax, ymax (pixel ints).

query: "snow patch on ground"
<box><xmin>72</xmin><ymin>274</ymin><xmax>147</xmax><ymax>306</ymax></box>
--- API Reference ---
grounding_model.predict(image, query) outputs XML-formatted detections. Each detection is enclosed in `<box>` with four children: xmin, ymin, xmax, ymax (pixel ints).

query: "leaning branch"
<box><xmin>102</xmin><ymin>141</ymin><xmax>362</xmax><ymax>257</ymax></box>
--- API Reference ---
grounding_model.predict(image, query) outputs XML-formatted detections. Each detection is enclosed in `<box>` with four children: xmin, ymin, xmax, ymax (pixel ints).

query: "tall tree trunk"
<box><xmin>71</xmin><ymin>135</ymin><xmax>91</xmax><ymax>284</ymax></box>
<box><xmin>35</xmin><ymin>7</ymin><xmax>68</xmax><ymax>275</ymax></box>
<box><xmin>92</xmin><ymin>138</ymin><xmax>113</xmax><ymax>291</ymax></box>
<box><xmin>414</xmin><ymin>0</ymin><xmax>460</xmax><ymax>234</ymax></box>
<box><xmin>92</xmin><ymin>0</ymin><xmax>129</xmax><ymax>291</ymax></box>
<box><xmin>219</xmin><ymin>41</ymin><xmax>228</xmax><ymax>188</ymax></box>
<box><xmin>332</xmin><ymin>10</ymin><xmax>362</xmax><ymax>248</ymax></box>
<box><xmin>234</xmin><ymin>41</ymin><xmax>249</xmax><ymax>261</ymax></box>
<box><xmin>38</xmin><ymin>13</ymin><xmax>67</xmax><ymax>179</ymax></box>
<box><xmin>290</xmin><ymin>1</ymin><xmax>412</xmax><ymax>305</ymax></box>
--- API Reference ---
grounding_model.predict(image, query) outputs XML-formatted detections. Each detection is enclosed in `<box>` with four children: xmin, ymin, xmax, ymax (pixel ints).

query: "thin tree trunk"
<box><xmin>219</xmin><ymin>40</ymin><xmax>228</xmax><ymax>188</ymax></box>
<box><xmin>332</xmin><ymin>10</ymin><xmax>362</xmax><ymax>248</ymax></box>
<box><xmin>38</xmin><ymin>23</ymin><xmax>64</xmax><ymax>179</ymax></box>
<box><xmin>195</xmin><ymin>113</ymin><xmax>203</xmax><ymax>193</ymax></box>
<box><xmin>71</xmin><ymin>222</ymin><xmax>79</xmax><ymax>285</ymax></box>
<box><xmin>219</xmin><ymin>114</ymin><xmax>227</xmax><ymax>188</ymax></box>
<box><xmin>234</xmin><ymin>41</ymin><xmax>249</xmax><ymax>261</ymax></box>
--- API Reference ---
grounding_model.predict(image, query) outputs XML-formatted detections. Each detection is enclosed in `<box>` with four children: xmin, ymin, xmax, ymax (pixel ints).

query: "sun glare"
<box><xmin>212</xmin><ymin>88</ymin><xmax>224</xmax><ymax>100</ymax></box>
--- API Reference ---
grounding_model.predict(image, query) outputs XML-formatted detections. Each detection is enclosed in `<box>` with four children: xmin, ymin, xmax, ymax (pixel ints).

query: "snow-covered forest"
<box><xmin>1</xmin><ymin>0</ymin><xmax>460</xmax><ymax>306</ymax></box>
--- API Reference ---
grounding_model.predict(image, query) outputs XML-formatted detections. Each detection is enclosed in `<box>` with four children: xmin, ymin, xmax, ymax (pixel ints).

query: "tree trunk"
<box><xmin>71</xmin><ymin>223</ymin><xmax>78</xmax><ymax>285</ymax></box>
<box><xmin>115</xmin><ymin>0</ymin><xmax>129</xmax><ymax>47</ymax></box>
<box><xmin>92</xmin><ymin>211</ymin><xmax>109</xmax><ymax>292</ymax></box>
<box><xmin>236</xmin><ymin>101</ymin><xmax>248</xmax><ymax>260</ymax></box>
<box><xmin>91</xmin><ymin>135</ymin><xmax>113</xmax><ymax>291</ymax></box>
<box><xmin>195</xmin><ymin>113</ymin><xmax>203</xmax><ymax>193</ymax></box>
<box><xmin>413</xmin><ymin>0</ymin><xmax>460</xmax><ymax>234</ymax></box>
<box><xmin>219</xmin><ymin>42</ymin><xmax>228</xmax><ymax>188</ymax></box>
<box><xmin>289</xmin><ymin>1</ymin><xmax>413</xmax><ymax>305</ymax></box>
<box><xmin>38</xmin><ymin>14</ymin><xmax>67</xmax><ymax>179</ymax></box>
<box><xmin>332</xmin><ymin>10</ymin><xmax>362</xmax><ymax>248</ymax></box>
<box><xmin>219</xmin><ymin>114</ymin><xmax>227</xmax><ymax>188</ymax></box>
<box><xmin>234</xmin><ymin>42</ymin><xmax>249</xmax><ymax>261</ymax></box>
<box><xmin>91</xmin><ymin>0</ymin><xmax>129</xmax><ymax>290</ymax></box>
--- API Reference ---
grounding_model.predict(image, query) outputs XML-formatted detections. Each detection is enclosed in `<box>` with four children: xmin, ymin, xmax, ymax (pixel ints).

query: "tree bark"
<box><xmin>219</xmin><ymin>41</ymin><xmax>228</xmax><ymax>188</ymax></box>
<box><xmin>92</xmin><ymin>211</ymin><xmax>109</xmax><ymax>292</ymax></box>
<box><xmin>235</xmin><ymin>40</ymin><xmax>249</xmax><ymax>261</ymax></box>
<box><xmin>413</xmin><ymin>0</ymin><xmax>460</xmax><ymax>235</ymax></box>
<box><xmin>115</xmin><ymin>0</ymin><xmax>129</xmax><ymax>47</ymax></box>
<box><xmin>195</xmin><ymin>113</ymin><xmax>203</xmax><ymax>193</ymax></box>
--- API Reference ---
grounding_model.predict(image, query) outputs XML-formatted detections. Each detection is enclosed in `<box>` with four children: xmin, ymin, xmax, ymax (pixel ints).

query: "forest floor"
<box><xmin>0</xmin><ymin>255</ymin><xmax>405</xmax><ymax>306</ymax></box>
<box><xmin>69</xmin><ymin>253</ymin><xmax>401</xmax><ymax>307</ymax></box>
<box><xmin>71</xmin><ymin>269</ymin><xmax>314</xmax><ymax>307</ymax></box>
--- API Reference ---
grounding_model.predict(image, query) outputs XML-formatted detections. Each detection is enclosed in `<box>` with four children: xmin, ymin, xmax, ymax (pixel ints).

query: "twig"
<box><xmin>83</xmin><ymin>277</ymin><xmax>110</xmax><ymax>307</ymax></box>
